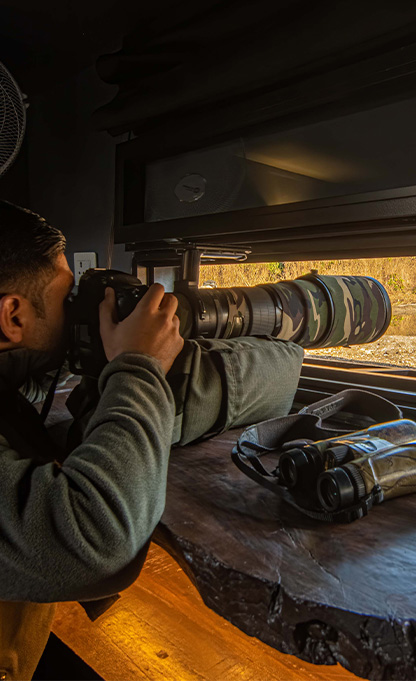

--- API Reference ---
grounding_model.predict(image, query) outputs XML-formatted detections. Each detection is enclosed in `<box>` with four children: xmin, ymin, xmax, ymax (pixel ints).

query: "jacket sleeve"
<box><xmin>0</xmin><ymin>352</ymin><xmax>175</xmax><ymax>603</ymax></box>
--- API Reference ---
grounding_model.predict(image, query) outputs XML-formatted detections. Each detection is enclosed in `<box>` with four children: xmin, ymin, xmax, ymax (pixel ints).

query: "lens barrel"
<box><xmin>175</xmin><ymin>273</ymin><xmax>391</xmax><ymax>349</ymax></box>
<box><xmin>175</xmin><ymin>284</ymin><xmax>280</xmax><ymax>339</ymax></box>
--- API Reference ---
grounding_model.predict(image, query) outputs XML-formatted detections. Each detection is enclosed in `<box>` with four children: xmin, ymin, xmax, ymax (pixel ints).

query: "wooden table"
<box><xmin>151</xmin><ymin>428</ymin><xmax>416</xmax><ymax>681</ymax></box>
<box><xmin>49</xmin><ymin>384</ymin><xmax>414</xmax><ymax>680</ymax></box>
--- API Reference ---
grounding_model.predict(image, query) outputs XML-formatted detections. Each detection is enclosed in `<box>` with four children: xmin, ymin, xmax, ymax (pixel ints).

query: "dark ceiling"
<box><xmin>3</xmin><ymin>1</ymin><xmax>416</xmax><ymax>137</ymax></box>
<box><xmin>6</xmin><ymin>0</ymin><xmax>416</xmax><ymax>100</ymax></box>
<box><xmin>0</xmin><ymin>0</ymin><xmax>193</xmax><ymax>92</ymax></box>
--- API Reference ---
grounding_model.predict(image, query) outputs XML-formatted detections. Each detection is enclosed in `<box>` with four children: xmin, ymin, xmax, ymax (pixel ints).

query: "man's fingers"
<box><xmin>138</xmin><ymin>285</ymin><xmax>179</xmax><ymax>318</ymax></box>
<box><xmin>99</xmin><ymin>287</ymin><xmax>117</xmax><ymax>331</ymax></box>
<box><xmin>139</xmin><ymin>283</ymin><xmax>166</xmax><ymax>312</ymax></box>
<box><xmin>159</xmin><ymin>292</ymin><xmax>179</xmax><ymax>316</ymax></box>
<box><xmin>99</xmin><ymin>283</ymin><xmax>184</xmax><ymax>369</ymax></box>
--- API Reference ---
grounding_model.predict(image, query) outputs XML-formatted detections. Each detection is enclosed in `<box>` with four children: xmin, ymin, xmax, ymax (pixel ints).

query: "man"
<box><xmin>0</xmin><ymin>200</ymin><xmax>303</xmax><ymax>679</ymax></box>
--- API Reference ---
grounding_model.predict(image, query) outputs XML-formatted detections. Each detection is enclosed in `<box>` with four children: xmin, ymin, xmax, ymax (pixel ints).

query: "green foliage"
<box><xmin>267</xmin><ymin>262</ymin><xmax>285</xmax><ymax>279</ymax></box>
<box><xmin>390</xmin><ymin>315</ymin><xmax>404</xmax><ymax>326</ymax></box>
<box><xmin>387</xmin><ymin>274</ymin><xmax>405</xmax><ymax>292</ymax></box>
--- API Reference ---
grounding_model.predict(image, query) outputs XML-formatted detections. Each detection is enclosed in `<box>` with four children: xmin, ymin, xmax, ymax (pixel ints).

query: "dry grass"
<box><xmin>200</xmin><ymin>256</ymin><xmax>416</xmax><ymax>367</ymax></box>
<box><xmin>200</xmin><ymin>256</ymin><xmax>416</xmax><ymax>305</ymax></box>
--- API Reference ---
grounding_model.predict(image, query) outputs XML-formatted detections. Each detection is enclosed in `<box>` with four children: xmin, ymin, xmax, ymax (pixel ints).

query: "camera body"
<box><xmin>67</xmin><ymin>269</ymin><xmax>148</xmax><ymax>376</ymax></box>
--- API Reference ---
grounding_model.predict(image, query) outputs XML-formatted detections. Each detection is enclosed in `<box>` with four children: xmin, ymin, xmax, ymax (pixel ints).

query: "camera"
<box><xmin>67</xmin><ymin>266</ymin><xmax>391</xmax><ymax>378</ymax></box>
<box><xmin>67</xmin><ymin>269</ymin><xmax>148</xmax><ymax>377</ymax></box>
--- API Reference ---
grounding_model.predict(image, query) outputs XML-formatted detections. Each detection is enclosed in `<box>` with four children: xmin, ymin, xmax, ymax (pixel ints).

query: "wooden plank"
<box><xmin>53</xmin><ymin>543</ymin><xmax>358</xmax><ymax>681</ymax></box>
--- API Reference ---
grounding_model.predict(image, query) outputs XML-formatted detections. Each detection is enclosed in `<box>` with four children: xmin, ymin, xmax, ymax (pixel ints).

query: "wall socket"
<box><xmin>74</xmin><ymin>252</ymin><xmax>97</xmax><ymax>285</ymax></box>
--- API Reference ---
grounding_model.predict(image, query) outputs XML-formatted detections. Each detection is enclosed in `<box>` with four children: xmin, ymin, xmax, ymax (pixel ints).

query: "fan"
<box><xmin>0</xmin><ymin>62</ymin><xmax>26</xmax><ymax>177</ymax></box>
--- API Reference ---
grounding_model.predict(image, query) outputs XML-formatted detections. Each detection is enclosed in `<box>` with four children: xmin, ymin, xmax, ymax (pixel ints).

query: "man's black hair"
<box><xmin>0</xmin><ymin>200</ymin><xmax>66</xmax><ymax>318</ymax></box>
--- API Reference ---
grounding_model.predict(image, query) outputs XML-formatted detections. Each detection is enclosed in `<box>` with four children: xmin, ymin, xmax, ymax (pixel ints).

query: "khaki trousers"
<box><xmin>0</xmin><ymin>601</ymin><xmax>56</xmax><ymax>681</ymax></box>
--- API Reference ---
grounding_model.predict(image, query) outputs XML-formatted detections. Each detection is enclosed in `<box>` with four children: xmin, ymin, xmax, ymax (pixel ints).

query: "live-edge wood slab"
<box><xmin>153</xmin><ymin>428</ymin><xmax>416</xmax><ymax>681</ymax></box>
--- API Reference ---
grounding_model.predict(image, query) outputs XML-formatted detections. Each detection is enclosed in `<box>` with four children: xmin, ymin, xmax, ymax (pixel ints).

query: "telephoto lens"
<box><xmin>174</xmin><ymin>272</ymin><xmax>391</xmax><ymax>349</ymax></box>
<box><xmin>69</xmin><ymin>269</ymin><xmax>391</xmax><ymax>376</ymax></box>
<box><xmin>278</xmin><ymin>420</ymin><xmax>416</xmax><ymax>492</ymax></box>
<box><xmin>317</xmin><ymin>441</ymin><xmax>416</xmax><ymax>513</ymax></box>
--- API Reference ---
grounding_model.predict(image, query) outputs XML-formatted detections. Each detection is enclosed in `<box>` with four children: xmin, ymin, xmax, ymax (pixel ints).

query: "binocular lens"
<box><xmin>279</xmin><ymin>455</ymin><xmax>299</xmax><ymax>487</ymax></box>
<box><xmin>318</xmin><ymin>475</ymin><xmax>342</xmax><ymax>511</ymax></box>
<box><xmin>317</xmin><ymin>467</ymin><xmax>359</xmax><ymax>511</ymax></box>
<box><xmin>279</xmin><ymin>448</ymin><xmax>315</xmax><ymax>488</ymax></box>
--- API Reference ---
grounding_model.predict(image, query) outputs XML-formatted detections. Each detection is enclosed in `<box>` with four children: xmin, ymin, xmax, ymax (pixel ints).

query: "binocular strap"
<box><xmin>282</xmin><ymin>484</ymin><xmax>383</xmax><ymax>523</ymax></box>
<box><xmin>231</xmin><ymin>387</ymin><xmax>396</xmax><ymax>522</ymax></box>
<box><xmin>231</xmin><ymin>445</ymin><xmax>383</xmax><ymax>522</ymax></box>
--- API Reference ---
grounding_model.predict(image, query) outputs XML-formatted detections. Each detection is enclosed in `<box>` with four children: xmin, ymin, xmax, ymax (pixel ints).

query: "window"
<box><xmin>199</xmin><ymin>257</ymin><xmax>416</xmax><ymax>418</ymax></box>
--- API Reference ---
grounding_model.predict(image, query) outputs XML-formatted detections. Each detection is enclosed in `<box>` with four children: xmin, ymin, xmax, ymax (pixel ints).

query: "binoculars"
<box><xmin>279</xmin><ymin>419</ymin><xmax>416</xmax><ymax>520</ymax></box>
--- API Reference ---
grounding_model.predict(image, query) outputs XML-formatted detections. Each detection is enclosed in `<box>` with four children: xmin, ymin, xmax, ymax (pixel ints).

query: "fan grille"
<box><xmin>0</xmin><ymin>62</ymin><xmax>26</xmax><ymax>177</ymax></box>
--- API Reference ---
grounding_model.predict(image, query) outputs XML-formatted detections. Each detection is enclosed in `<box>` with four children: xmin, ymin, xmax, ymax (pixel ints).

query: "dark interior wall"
<box><xmin>25</xmin><ymin>65</ymin><xmax>132</xmax><ymax>275</ymax></box>
<box><xmin>0</xmin><ymin>140</ymin><xmax>30</xmax><ymax>207</ymax></box>
<box><xmin>1</xmin><ymin>0</ymin><xmax>149</xmax><ymax>276</ymax></box>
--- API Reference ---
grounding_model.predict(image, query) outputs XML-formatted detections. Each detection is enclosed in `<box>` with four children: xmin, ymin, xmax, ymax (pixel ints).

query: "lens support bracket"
<box><xmin>130</xmin><ymin>242</ymin><xmax>251</xmax><ymax>287</ymax></box>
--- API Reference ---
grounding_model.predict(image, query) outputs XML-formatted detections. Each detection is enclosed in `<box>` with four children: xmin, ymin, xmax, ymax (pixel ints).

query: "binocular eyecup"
<box><xmin>317</xmin><ymin>465</ymin><xmax>367</xmax><ymax>512</ymax></box>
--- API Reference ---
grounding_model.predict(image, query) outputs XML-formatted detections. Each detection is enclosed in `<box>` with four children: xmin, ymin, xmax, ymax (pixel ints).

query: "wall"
<box><xmin>0</xmin><ymin>139</ymin><xmax>30</xmax><ymax>207</ymax></box>
<box><xmin>25</xmin><ymin>65</ymin><xmax>132</xmax><ymax>275</ymax></box>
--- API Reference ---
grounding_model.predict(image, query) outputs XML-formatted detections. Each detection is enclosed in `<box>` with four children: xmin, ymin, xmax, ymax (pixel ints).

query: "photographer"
<box><xmin>0</xmin><ymin>200</ymin><xmax>303</xmax><ymax>680</ymax></box>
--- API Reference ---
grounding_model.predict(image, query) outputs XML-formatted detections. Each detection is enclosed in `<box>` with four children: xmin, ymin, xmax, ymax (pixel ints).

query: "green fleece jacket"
<box><xmin>0</xmin><ymin>351</ymin><xmax>175</xmax><ymax>603</ymax></box>
<box><xmin>0</xmin><ymin>337</ymin><xmax>304</xmax><ymax>679</ymax></box>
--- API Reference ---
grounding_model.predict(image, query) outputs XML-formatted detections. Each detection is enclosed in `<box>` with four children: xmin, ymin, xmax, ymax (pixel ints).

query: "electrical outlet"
<box><xmin>74</xmin><ymin>252</ymin><xmax>97</xmax><ymax>285</ymax></box>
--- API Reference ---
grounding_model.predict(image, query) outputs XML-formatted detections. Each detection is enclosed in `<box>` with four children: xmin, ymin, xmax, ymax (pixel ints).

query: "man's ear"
<box><xmin>0</xmin><ymin>295</ymin><xmax>26</xmax><ymax>344</ymax></box>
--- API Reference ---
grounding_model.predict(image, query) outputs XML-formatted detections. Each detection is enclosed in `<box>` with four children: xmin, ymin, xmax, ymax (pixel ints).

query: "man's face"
<box><xmin>28</xmin><ymin>253</ymin><xmax>75</xmax><ymax>367</ymax></box>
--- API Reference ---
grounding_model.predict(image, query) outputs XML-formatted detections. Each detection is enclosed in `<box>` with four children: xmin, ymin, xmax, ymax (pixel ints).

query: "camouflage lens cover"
<box><xmin>272</xmin><ymin>274</ymin><xmax>391</xmax><ymax>348</ymax></box>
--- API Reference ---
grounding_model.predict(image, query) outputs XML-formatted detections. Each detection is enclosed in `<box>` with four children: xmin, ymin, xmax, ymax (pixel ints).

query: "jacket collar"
<box><xmin>0</xmin><ymin>348</ymin><xmax>52</xmax><ymax>392</ymax></box>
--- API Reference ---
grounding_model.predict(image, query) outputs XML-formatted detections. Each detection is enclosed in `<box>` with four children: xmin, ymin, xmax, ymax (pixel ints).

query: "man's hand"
<box><xmin>99</xmin><ymin>284</ymin><xmax>184</xmax><ymax>374</ymax></box>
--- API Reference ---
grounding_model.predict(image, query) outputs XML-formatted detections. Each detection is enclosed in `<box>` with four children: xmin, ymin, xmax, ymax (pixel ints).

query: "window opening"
<box><xmin>199</xmin><ymin>257</ymin><xmax>416</xmax><ymax>370</ymax></box>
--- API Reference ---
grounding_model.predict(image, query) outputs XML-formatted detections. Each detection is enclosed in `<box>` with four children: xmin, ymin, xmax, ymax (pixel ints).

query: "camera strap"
<box><xmin>39</xmin><ymin>365</ymin><xmax>62</xmax><ymax>422</ymax></box>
